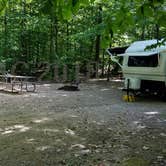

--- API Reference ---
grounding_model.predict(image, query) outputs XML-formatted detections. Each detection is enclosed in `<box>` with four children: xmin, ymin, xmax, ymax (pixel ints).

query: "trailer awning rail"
<box><xmin>118</xmin><ymin>51</ymin><xmax>159</xmax><ymax>56</ymax></box>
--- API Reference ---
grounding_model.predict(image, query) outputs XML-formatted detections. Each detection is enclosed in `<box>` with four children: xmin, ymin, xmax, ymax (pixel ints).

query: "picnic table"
<box><xmin>0</xmin><ymin>74</ymin><xmax>36</xmax><ymax>93</ymax></box>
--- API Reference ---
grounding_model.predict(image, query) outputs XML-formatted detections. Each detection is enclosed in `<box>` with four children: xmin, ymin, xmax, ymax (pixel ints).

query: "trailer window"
<box><xmin>128</xmin><ymin>54</ymin><xmax>159</xmax><ymax>67</ymax></box>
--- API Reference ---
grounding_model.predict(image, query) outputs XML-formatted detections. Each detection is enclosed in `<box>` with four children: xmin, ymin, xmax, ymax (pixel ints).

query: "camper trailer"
<box><xmin>107</xmin><ymin>39</ymin><xmax>166</xmax><ymax>98</ymax></box>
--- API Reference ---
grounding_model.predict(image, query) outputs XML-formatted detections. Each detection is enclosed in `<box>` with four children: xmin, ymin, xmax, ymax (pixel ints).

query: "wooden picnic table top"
<box><xmin>0</xmin><ymin>74</ymin><xmax>35</xmax><ymax>79</ymax></box>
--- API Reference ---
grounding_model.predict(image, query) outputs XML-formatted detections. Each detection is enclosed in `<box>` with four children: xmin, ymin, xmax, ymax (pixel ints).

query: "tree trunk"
<box><xmin>20</xmin><ymin>0</ymin><xmax>27</xmax><ymax>59</ymax></box>
<box><xmin>4</xmin><ymin>10</ymin><xmax>8</xmax><ymax>57</ymax></box>
<box><xmin>155</xmin><ymin>24</ymin><xmax>160</xmax><ymax>40</ymax></box>
<box><xmin>107</xmin><ymin>55</ymin><xmax>111</xmax><ymax>82</ymax></box>
<box><xmin>101</xmin><ymin>49</ymin><xmax>105</xmax><ymax>77</ymax></box>
<box><xmin>66</xmin><ymin>22</ymin><xmax>69</xmax><ymax>52</ymax></box>
<box><xmin>141</xmin><ymin>24</ymin><xmax>145</xmax><ymax>40</ymax></box>
<box><xmin>50</xmin><ymin>16</ymin><xmax>58</xmax><ymax>79</ymax></box>
<box><xmin>50</xmin><ymin>16</ymin><xmax>58</xmax><ymax>63</ymax></box>
<box><xmin>94</xmin><ymin>6</ymin><xmax>102</xmax><ymax>77</ymax></box>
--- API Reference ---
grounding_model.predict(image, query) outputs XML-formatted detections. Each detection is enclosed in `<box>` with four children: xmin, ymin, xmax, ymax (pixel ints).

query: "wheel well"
<box><xmin>141</xmin><ymin>80</ymin><xmax>165</xmax><ymax>92</ymax></box>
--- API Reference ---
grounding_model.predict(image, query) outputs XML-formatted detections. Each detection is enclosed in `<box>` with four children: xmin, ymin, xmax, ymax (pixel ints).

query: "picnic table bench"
<box><xmin>0</xmin><ymin>74</ymin><xmax>36</xmax><ymax>93</ymax></box>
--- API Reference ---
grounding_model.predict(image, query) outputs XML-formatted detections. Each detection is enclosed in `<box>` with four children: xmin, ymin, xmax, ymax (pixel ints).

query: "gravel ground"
<box><xmin>0</xmin><ymin>79</ymin><xmax>165</xmax><ymax>166</ymax></box>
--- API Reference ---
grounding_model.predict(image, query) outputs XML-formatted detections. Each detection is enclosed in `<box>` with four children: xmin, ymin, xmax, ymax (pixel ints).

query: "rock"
<box><xmin>79</xmin><ymin>149</ymin><xmax>91</xmax><ymax>155</ymax></box>
<box><xmin>160</xmin><ymin>133</ymin><xmax>166</xmax><ymax>137</ymax></box>
<box><xmin>64</xmin><ymin>129</ymin><xmax>75</xmax><ymax>136</ymax></box>
<box><xmin>70</xmin><ymin>144</ymin><xmax>86</xmax><ymax>149</ymax></box>
<box><xmin>157</xmin><ymin>156</ymin><xmax>163</xmax><ymax>160</ymax></box>
<box><xmin>142</xmin><ymin>146</ymin><xmax>149</xmax><ymax>150</ymax></box>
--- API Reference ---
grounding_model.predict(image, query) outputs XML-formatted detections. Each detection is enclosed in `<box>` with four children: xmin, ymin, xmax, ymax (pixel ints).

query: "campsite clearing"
<box><xmin>0</xmin><ymin>79</ymin><xmax>165</xmax><ymax>166</ymax></box>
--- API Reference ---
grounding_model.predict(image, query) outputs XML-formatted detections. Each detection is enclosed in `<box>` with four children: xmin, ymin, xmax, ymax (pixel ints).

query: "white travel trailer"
<box><xmin>107</xmin><ymin>39</ymin><xmax>166</xmax><ymax>98</ymax></box>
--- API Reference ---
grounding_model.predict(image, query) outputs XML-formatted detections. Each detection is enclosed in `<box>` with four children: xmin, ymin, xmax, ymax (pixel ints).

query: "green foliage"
<box><xmin>0</xmin><ymin>0</ymin><xmax>165</xmax><ymax>79</ymax></box>
<box><xmin>0</xmin><ymin>0</ymin><xmax>7</xmax><ymax>13</ymax></box>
